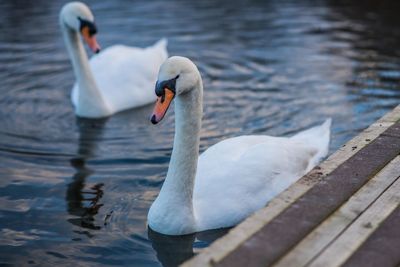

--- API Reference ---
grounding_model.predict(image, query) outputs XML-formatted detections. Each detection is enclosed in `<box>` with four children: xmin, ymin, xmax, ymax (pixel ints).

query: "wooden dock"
<box><xmin>183</xmin><ymin>105</ymin><xmax>400</xmax><ymax>267</ymax></box>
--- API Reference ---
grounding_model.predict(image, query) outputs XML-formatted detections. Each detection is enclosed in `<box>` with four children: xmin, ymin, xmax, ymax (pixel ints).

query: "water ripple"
<box><xmin>0</xmin><ymin>0</ymin><xmax>400</xmax><ymax>266</ymax></box>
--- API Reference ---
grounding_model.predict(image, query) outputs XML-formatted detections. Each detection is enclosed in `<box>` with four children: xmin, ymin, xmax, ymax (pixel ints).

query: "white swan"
<box><xmin>147</xmin><ymin>56</ymin><xmax>331</xmax><ymax>235</ymax></box>
<box><xmin>59</xmin><ymin>2</ymin><xmax>168</xmax><ymax>118</ymax></box>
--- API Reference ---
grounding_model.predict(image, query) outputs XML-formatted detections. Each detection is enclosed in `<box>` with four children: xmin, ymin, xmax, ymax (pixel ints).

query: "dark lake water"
<box><xmin>1</xmin><ymin>0</ymin><xmax>400</xmax><ymax>266</ymax></box>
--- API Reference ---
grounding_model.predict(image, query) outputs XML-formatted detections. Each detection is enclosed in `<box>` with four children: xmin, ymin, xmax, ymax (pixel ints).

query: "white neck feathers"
<box><xmin>148</xmin><ymin>79</ymin><xmax>203</xmax><ymax>235</ymax></box>
<box><xmin>60</xmin><ymin>18</ymin><xmax>110</xmax><ymax>117</ymax></box>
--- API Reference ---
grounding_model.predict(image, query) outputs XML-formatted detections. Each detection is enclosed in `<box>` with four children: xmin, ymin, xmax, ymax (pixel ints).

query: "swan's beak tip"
<box><xmin>150</xmin><ymin>114</ymin><xmax>158</xmax><ymax>125</ymax></box>
<box><xmin>95</xmin><ymin>48</ymin><xmax>100</xmax><ymax>54</ymax></box>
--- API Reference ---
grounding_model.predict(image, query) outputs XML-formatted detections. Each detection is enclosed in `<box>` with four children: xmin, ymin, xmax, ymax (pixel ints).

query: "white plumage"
<box><xmin>194</xmin><ymin>119</ymin><xmax>331</xmax><ymax>231</ymax></box>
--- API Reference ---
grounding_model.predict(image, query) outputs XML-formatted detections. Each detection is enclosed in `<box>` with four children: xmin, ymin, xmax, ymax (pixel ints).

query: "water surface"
<box><xmin>1</xmin><ymin>0</ymin><xmax>400</xmax><ymax>266</ymax></box>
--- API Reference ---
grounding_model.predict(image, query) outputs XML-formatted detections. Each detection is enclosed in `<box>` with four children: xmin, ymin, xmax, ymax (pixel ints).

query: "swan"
<box><xmin>59</xmin><ymin>2</ymin><xmax>168</xmax><ymax>118</ymax></box>
<box><xmin>147</xmin><ymin>56</ymin><xmax>331</xmax><ymax>235</ymax></box>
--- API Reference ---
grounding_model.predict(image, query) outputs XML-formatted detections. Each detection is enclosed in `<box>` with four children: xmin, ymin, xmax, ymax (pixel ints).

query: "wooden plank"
<box><xmin>273</xmin><ymin>156</ymin><xmax>400</xmax><ymax>267</ymax></box>
<box><xmin>342</xmin><ymin>205</ymin><xmax>400</xmax><ymax>267</ymax></box>
<box><xmin>307</xmin><ymin>177</ymin><xmax>400</xmax><ymax>267</ymax></box>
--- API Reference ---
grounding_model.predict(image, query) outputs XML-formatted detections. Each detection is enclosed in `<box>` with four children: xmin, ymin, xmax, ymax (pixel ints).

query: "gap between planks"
<box><xmin>308</xmin><ymin>170</ymin><xmax>400</xmax><ymax>267</ymax></box>
<box><xmin>273</xmin><ymin>156</ymin><xmax>400</xmax><ymax>267</ymax></box>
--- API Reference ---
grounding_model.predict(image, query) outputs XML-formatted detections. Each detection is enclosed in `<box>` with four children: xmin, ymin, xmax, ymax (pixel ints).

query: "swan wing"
<box><xmin>193</xmin><ymin>120</ymin><xmax>331</xmax><ymax>230</ymax></box>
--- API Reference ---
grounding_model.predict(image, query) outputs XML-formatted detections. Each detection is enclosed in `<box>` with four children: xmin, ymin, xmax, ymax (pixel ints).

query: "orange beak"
<box><xmin>151</xmin><ymin>88</ymin><xmax>175</xmax><ymax>124</ymax></box>
<box><xmin>81</xmin><ymin>26</ymin><xmax>101</xmax><ymax>53</ymax></box>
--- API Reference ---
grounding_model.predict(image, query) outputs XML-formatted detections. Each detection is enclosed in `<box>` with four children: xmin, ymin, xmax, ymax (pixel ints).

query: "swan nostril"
<box><xmin>150</xmin><ymin>114</ymin><xmax>158</xmax><ymax>124</ymax></box>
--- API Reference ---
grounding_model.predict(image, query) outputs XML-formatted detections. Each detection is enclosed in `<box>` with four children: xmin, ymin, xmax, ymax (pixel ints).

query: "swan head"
<box><xmin>60</xmin><ymin>2</ymin><xmax>101</xmax><ymax>53</ymax></box>
<box><xmin>151</xmin><ymin>56</ymin><xmax>200</xmax><ymax>124</ymax></box>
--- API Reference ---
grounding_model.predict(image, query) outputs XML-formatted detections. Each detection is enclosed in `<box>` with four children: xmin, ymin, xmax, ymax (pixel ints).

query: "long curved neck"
<box><xmin>163</xmin><ymin>83</ymin><xmax>203</xmax><ymax>202</ymax></box>
<box><xmin>60</xmin><ymin>21</ymin><xmax>109</xmax><ymax>117</ymax></box>
<box><xmin>149</xmin><ymin>79</ymin><xmax>203</xmax><ymax>234</ymax></box>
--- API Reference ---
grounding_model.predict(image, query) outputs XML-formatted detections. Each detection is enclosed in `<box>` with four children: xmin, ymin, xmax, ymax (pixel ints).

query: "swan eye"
<box><xmin>78</xmin><ymin>17</ymin><xmax>97</xmax><ymax>36</ymax></box>
<box><xmin>155</xmin><ymin>75</ymin><xmax>179</xmax><ymax>96</ymax></box>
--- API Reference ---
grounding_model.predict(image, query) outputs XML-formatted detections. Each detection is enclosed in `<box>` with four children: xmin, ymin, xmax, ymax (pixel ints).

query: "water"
<box><xmin>1</xmin><ymin>0</ymin><xmax>400</xmax><ymax>266</ymax></box>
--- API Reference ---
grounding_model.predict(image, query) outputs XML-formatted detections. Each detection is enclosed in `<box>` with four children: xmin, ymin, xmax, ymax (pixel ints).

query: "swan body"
<box><xmin>60</xmin><ymin>2</ymin><xmax>167</xmax><ymax>118</ymax></box>
<box><xmin>71</xmin><ymin>39</ymin><xmax>168</xmax><ymax>114</ymax></box>
<box><xmin>194</xmin><ymin>121</ymin><xmax>330</xmax><ymax>231</ymax></box>
<box><xmin>148</xmin><ymin>56</ymin><xmax>331</xmax><ymax>235</ymax></box>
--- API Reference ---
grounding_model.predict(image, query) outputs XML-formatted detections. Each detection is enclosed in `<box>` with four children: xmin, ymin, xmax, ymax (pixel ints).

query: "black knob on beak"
<box><xmin>155</xmin><ymin>81</ymin><xmax>164</xmax><ymax>97</ymax></box>
<box><xmin>154</xmin><ymin>76</ymin><xmax>179</xmax><ymax>97</ymax></box>
<box><xmin>150</xmin><ymin>114</ymin><xmax>158</xmax><ymax>124</ymax></box>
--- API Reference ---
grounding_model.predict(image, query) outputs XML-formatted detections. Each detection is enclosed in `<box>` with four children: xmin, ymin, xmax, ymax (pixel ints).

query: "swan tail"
<box><xmin>153</xmin><ymin>38</ymin><xmax>168</xmax><ymax>49</ymax></box>
<box><xmin>152</xmin><ymin>38</ymin><xmax>168</xmax><ymax>60</ymax></box>
<box><xmin>291</xmin><ymin>118</ymin><xmax>332</xmax><ymax>170</ymax></box>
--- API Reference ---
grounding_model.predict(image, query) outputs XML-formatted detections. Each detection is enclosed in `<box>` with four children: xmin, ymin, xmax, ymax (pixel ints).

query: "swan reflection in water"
<box><xmin>148</xmin><ymin>227</ymin><xmax>230</xmax><ymax>267</ymax></box>
<box><xmin>64</xmin><ymin>110</ymin><xmax>230</xmax><ymax>265</ymax></box>
<box><xmin>66</xmin><ymin>117</ymin><xmax>108</xmax><ymax>231</ymax></box>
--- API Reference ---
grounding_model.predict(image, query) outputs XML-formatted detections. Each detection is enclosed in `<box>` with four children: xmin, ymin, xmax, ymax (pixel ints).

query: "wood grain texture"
<box><xmin>342</xmin><ymin>205</ymin><xmax>400</xmax><ymax>267</ymax></box>
<box><xmin>308</xmin><ymin>178</ymin><xmax>400</xmax><ymax>267</ymax></box>
<box><xmin>273</xmin><ymin>156</ymin><xmax>400</xmax><ymax>267</ymax></box>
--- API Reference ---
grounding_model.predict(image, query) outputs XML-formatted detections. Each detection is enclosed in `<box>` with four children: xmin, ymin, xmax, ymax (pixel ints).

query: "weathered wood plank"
<box><xmin>342</xmin><ymin>206</ymin><xmax>400</xmax><ymax>267</ymax></box>
<box><xmin>273</xmin><ymin>156</ymin><xmax>400</xmax><ymax>267</ymax></box>
<box><xmin>307</xmin><ymin>178</ymin><xmax>400</xmax><ymax>267</ymax></box>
